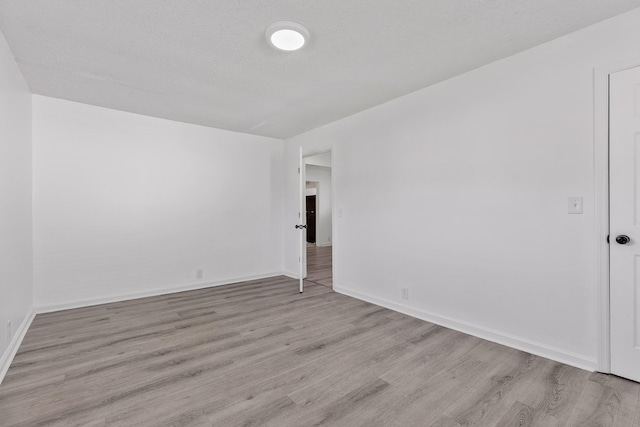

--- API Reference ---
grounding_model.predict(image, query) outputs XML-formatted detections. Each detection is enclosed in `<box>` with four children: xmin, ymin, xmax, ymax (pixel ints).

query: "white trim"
<box><xmin>316</xmin><ymin>243</ymin><xmax>332</xmax><ymax>247</ymax></box>
<box><xmin>594</xmin><ymin>55</ymin><xmax>640</xmax><ymax>373</ymax></box>
<box><xmin>35</xmin><ymin>271</ymin><xmax>286</xmax><ymax>314</ymax></box>
<box><xmin>0</xmin><ymin>308</ymin><xmax>36</xmax><ymax>385</ymax></box>
<box><xmin>594</xmin><ymin>65</ymin><xmax>611</xmax><ymax>373</ymax></box>
<box><xmin>334</xmin><ymin>285</ymin><xmax>597</xmax><ymax>372</ymax></box>
<box><xmin>282</xmin><ymin>270</ymin><xmax>299</xmax><ymax>279</ymax></box>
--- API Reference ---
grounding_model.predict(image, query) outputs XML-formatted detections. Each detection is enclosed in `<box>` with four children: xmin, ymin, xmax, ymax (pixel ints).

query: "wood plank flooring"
<box><xmin>1</xmin><ymin>276</ymin><xmax>639</xmax><ymax>426</ymax></box>
<box><xmin>306</xmin><ymin>243</ymin><xmax>332</xmax><ymax>288</ymax></box>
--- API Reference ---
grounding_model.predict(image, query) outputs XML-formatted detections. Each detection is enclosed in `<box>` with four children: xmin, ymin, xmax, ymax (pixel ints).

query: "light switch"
<box><xmin>568</xmin><ymin>196</ymin><xmax>583</xmax><ymax>214</ymax></box>
<box><xmin>338</xmin><ymin>208</ymin><xmax>344</xmax><ymax>218</ymax></box>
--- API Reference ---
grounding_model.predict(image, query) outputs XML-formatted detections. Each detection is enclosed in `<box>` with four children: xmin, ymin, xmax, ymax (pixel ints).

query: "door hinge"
<box><xmin>607</xmin><ymin>235</ymin><xmax>610</xmax><ymax>244</ymax></box>
<box><xmin>298</xmin><ymin>167</ymin><xmax>300</xmax><ymax>173</ymax></box>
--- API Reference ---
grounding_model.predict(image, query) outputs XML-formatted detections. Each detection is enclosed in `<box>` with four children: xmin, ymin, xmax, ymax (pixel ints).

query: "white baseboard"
<box><xmin>0</xmin><ymin>308</ymin><xmax>35</xmax><ymax>385</ymax></box>
<box><xmin>316</xmin><ymin>243</ymin><xmax>332</xmax><ymax>247</ymax></box>
<box><xmin>35</xmin><ymin>271</ymin><xmax>287</xmax><ymax>314</ymax></box>
<box><xmin>282</xmin><ymin>270</ymin><xmax>299</xmax><ymax>279</ymax></box>
<box><xmin>334</xmin><ymin>286</ymin><xmax>597</xmax><ymax>372</ymax></box>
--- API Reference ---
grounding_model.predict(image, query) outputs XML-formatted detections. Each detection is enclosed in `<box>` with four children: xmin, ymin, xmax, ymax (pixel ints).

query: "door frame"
<box><xmin>595</xmin><ymin>56</ymin><xmax>640</xmax><ymax>373</ymax></box>
<box><xmin>301</xmin><ymin>148</ymin><xmax>334</xmax><ymax>287</ymax></box>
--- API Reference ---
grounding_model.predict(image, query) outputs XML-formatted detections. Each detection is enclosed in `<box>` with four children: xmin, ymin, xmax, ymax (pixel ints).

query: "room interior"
<box><xmin>2</xmin><ymin>1</ymin><xmax>640</xmax><ymax>425</ymax></box>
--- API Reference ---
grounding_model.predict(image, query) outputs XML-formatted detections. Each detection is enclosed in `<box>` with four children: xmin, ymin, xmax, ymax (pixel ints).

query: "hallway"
<box><xmin>306</xmin><ymin>243</ymin><xmax>332</xmax><ymax>288</ymax></box>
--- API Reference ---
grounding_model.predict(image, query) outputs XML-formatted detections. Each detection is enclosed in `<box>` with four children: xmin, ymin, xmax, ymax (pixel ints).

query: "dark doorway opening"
<box><xmin>306</xmin><ymin>195</ymin><xmax>316</xmax><ymax>243</ymax></box>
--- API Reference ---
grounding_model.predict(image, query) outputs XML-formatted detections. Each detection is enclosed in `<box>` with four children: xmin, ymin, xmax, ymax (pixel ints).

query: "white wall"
<box><xmin>284</xmin><ymin>7</ymin><xmax>640</xmax><ymax>370</ymax></box>
<box><xmin>33</xmin><ymin>96</ymin><xmax>284</xmax><ymax>310</ymax></box>
<box><xmin>305</xmin><ymin>165</ymin><xmax>332</xmax><ymax>246</ymax></box>
<box><xmin>0</xmin><ymin>30</ymin><xmax>33</xmax><ymax>375</ymax></box>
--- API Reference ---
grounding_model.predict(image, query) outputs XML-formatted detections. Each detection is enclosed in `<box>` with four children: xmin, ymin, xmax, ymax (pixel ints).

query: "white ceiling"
<box><xmin>1</xmin><ymin>1</ymin><xmax>639</xmax><ymax>139</ymax></box>
<box><xmin>305</xmin><ymin>152</ymin><xmax>331</xmax><ymax>168</ymax></box>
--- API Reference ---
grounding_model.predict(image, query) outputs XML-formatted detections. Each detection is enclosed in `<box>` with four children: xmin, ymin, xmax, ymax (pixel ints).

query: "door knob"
<box><xmin>295</xmin><ymin>225</ymin><xmax>307</xmax><ymax>229</ymax></box>
<box><xmin>616</xmin><ymin>235</ymin><xmax>631</xmax><ymax>245</ymax></box>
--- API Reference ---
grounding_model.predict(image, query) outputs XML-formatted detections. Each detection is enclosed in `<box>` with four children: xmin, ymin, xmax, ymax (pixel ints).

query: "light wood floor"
<box><xmin>1</xmin><ymin>276</ymin><xmax>639</xmax><ymax>426</ymax></box>
<box><xmin>306</xmin><ymin>243</ymin><xmax>332</xmax><ymax>288</ymax></box>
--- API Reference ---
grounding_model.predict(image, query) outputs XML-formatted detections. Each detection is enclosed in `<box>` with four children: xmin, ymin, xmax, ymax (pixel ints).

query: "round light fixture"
<box><xmin>265</xmin><ymin>21</ymin><xmax>309</xmax><ymax>51</ymax></box>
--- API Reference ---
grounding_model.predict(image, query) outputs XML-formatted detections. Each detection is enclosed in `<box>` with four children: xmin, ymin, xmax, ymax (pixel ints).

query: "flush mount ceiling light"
<box><xmin>265</xmin><ymin>21</ymin><xmax>309</xmax><ymax>51</ymax></box>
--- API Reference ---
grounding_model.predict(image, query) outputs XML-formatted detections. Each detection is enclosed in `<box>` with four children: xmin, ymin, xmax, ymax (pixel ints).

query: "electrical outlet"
<box><xmin>7</xmin><ymin>320</ymin><xmax>11</xmax><ymax>342</ymax></box>
<box><xmin>401</xmin><ymin>288</ymin><xmax>409</xmax><ymax>300</ymax></box>
<box><xmin>196</xmin><ymin>269</ymin><xmax>204</xmax><ymax>280</ymax></box>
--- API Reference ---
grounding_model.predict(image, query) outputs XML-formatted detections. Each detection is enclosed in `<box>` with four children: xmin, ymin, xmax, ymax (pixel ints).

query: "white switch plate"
<box><xmin>338</xmin><ymin>208</ymin><xmax>344</xmax><ymax>218</ymax></box>
<box><xmin>568</xmin><ymin>196</ymin><xmax>583</xmax><ymax>214</ymax></box>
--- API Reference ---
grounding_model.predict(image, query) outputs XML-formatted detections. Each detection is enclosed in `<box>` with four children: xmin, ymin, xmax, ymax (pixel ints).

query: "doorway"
<box><xmin>302</xmin><ymin>151</ymin><xmax>333</xmax><ymax>289</ymax></box>
<box><xmin>306</xmin><ymin>191</ymin><xmax>317</xmax><ymax>244</ymax></box>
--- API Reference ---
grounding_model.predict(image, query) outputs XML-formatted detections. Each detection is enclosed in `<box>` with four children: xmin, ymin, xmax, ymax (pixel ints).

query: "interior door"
<box><xmin>297</xmin><ymin>147</ymin><xmax>306</xmax><ymax>293</ymax></box>
<box><xmin>306</xmin><ymin>195</ymin><xmax>316</xmax><ymax>243</ymax></box>
<box><xmin>610</xmin><ymin>65</ymin><xmax>640</xmax><ymax>382</ymax></box>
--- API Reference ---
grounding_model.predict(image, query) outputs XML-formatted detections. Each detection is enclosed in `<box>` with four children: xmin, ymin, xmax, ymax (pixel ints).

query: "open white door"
<box><xmin>610</xmin><ymin>65</ymin><xmax>640</xmax><ymax>382</ymax></box>
<box><xmin>296</xmin><ymin>147</ymin><xmax>306</xmax><ymax>293</ymax></box>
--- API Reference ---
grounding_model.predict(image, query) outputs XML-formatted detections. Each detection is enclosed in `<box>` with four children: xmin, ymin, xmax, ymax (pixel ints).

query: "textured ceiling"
<box><xmin>1</xmin><ymin>1</ymin><xmax>639</xmax><ymax>139</ymax></box>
